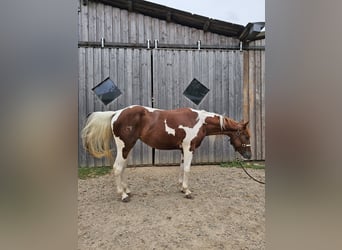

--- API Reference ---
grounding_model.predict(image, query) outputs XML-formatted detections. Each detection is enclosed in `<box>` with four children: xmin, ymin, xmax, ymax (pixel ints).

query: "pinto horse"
<box><xmin>82</xmin><ymin>105</ymin><xmax>251</xmax><ymax>201</ymax></box>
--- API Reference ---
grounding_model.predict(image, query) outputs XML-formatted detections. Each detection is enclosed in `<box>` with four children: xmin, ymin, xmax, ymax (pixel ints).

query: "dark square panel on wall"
<box><xmin>183</xmin><ymin>78</ymin><xmax>210</xmax><ymax>105</ymax></box>
<box><xmin>92</xmin><ymin>77</ymin><xmax>122</xmax><ymax>105</ymax></box>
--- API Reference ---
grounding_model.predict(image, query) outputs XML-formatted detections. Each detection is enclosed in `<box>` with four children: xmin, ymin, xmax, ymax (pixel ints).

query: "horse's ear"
<box><xmin>243</xmin><ymin>121</ymin><xmax>249</xmax><ymax>128</ymax></box>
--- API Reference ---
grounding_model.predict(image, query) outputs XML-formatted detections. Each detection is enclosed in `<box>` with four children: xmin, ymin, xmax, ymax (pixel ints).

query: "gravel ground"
<box><xmin>78</xmin><ymin>165</ymin><xmax>265</xmax><ymax>250</ymax></box>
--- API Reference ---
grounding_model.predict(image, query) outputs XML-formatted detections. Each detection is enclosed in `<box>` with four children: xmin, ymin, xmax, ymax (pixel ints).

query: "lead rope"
<box><xmin>235</xmin><ymin>153</ymin><xmax>265</xmax><ymax>185</ymax></box>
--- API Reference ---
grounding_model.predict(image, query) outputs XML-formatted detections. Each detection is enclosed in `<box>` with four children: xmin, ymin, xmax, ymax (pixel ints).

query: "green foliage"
<box><xmin>78</xmin><ymin>166</ymin><xmax>112</xmax><ymax>179</ymax></box>
<box><xmin>220</xmin><ymin>160</ymin><xmax>265</xmax><ymax>169</ymax></box>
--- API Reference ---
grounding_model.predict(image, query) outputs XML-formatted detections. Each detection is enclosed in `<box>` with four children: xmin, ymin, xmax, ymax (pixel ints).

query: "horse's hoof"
<box><xmin>121</xmin><ymin>194</ymin><xmax>130</xmax><ymax>202</ymax></box>
<box><xmin>185</xmin><ymin>193</ymin><xmax>193</xmax><ymax>199</ymax></box>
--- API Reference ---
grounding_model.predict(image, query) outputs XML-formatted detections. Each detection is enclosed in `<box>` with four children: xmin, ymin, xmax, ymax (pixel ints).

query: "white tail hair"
<box><xmin>81</xmin><ymin>111</ymin><xmax>116</xmax><ymax>161</ymax></box>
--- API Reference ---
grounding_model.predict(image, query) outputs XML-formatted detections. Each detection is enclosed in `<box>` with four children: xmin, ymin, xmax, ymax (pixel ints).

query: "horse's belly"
<box><xmin>140</xmin><ymin>135</ymin><xmax>181</xmax><ymax>150</ymax></box>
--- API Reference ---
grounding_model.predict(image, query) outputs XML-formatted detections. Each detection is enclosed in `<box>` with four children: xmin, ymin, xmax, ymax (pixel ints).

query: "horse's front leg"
<box><xmin>181</xmin><ymin>149</ymin><xmax>193</xmax><ymax>198</ymax></box>
<box><xmin>178</xmin><ymin>152</ymin><xmax>184</xmax><ymax>189</ymax></box>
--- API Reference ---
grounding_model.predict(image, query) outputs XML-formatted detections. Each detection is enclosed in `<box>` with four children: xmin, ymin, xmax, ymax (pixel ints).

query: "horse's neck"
<box><xmin>205</xmin><ymin>116</ymin><xmax>239</xmax><ymax>136</ymax></box>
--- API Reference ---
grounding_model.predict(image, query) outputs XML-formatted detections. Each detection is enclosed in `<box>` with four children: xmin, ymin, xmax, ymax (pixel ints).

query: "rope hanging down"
<box><xmin>236</xmin><ymin>157</ymin><xmax>265</xmax><ymax>185</ymax></box>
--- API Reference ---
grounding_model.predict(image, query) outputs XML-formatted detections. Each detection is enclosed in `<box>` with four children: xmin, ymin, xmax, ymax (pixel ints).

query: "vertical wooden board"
<box><xmin>137</xmin><ymin>14</ymin><xmax>145</xmax><ymax>44</ymax></box>
<box><xmin>175</xmin><ymin>24</ymin><xmax>182</xmax><ymax>44</ymax></box>
<box><xmin>165</xmin><ymin>50</ymin><xmax>176</xmax><ymax>163</ymax></box>
<box><xmin>182</xmin><ymin>26</ymin><xmax>188</xmax><ymax>44</ymax></box>
<box><xmin>228</xmin><ymin>52</ymin><xmax>235</xmax><ymax>117</ymax></box>
<box><xmin>128</xmin><ymin>12</ymin><xmax>137</xmax><ymax>43</ymax></box>
<box><xmin>80</xmin><ymin>3</ymin><xmax>89</xmax><ymax>41</ymax></box>
<box><xmin>243</xmin><ymin>51</ymin><xmax>250</xmax><ymax>122</ymax></box>
<box><xmin>107</xmin><ymin>49</ymin><xmax>117</xmax><ymax>111</ymax></box>
<box><xmin>236</xmin><ymin>51</ymin><xmax>243</xmax><ymax>122</ymax></box>
<box><xmin>219</xmin><ymin>34</ymin><xmax>228</xmax><ymax>46</ymax></box>
<box><xmin>152</xmin><ymin>19</ymin><xmax>160</xmax><ymax>41</ymax></box>
<box><xmin>124</xmin><ymin>49</ymin><xmax>133</xmax><ymax>105</ymax></box>
<box><xmin>190</xmin><ymin>28</ymin><xmax>198</xmax><ymax>44</ymax></box>
<box><xmin>207</xmin><ymin>51</ymin><xmax>215</xmax><ymax>163</ymax></box>
<box><xmin>93</xmin><ymin>48</ymin><xmax>104</xmax><ymax>166</ymax></box>
<box><xmin>101</xmin><ymin>48</ymin><xmax>111</xmax><ymax>165</ymax></box>
<box><xmin>213</xmin><ymin>51</ymin><xmax>221</xmax><ymax>161</ymax></box>
<box><xmin>261</xmin><ymin>45</ymin><xmax>266</xmax><ymax>159</ymax></box>
<box><xmin>205</xmin><ymin>33</ymin><xmax>214</xmax><ymax>46</ymax></box>
<box><xmin>248</xmin><ymin>47</ymin><xmax>256</xmax><ymax>159</ymax></box>
<box><xmin>132</xmin><ymin>49</ymin><xmax>140</xmax><ymax>105</ymax></box>
<box><xmin>254</xmin><ymin>41</ymin><xmax>262</xmax><ymax>159</ymax></box>
<box><xmin>79</xmin><ymin>48</ymin><xmax>87</xmax><ymax>166</ymax></box>
<box><xmin>96</xmin><ymin>3</ymin><xmax>104</xmax><ymax>41</ymax></box>
<box><xmin>120</xmin><ymin>10</ymin><xmax>129</xmax><ymax>43</ymax></box>
<box><xmin>222</xmin><ymin>51</ymin><xmax>231</xmax><ymax>162</ymax></box>
<box><xmin>168</xmin><ymin>23</ymin><xmax>176</xmax><ymax>44</ymax></box>
<box><xmin>133</xmin><ymin>49</ymin><xmax>143</xmax><ymax>164</ymax></box>
<box><xmin>85</xmin><ymin>48</ymin><xmax>94</xmax><ymax>166</ymax></box>
<box><xmin>136</xmin><ymin>51</ymin><xmax>149</xmax><ymax>163</ymax></box>
<box><xmin>227</xmin><ymin>51</ymin><xmax>237</xmax><ymax>160</ymax></box>
<box><xmin>78</xmin><ymin>4</ymin><xmax>81</xmax><ymax>40</ymax></box>
<box><xmin>114</xmin><ymin>49</ymin><xmax>123</xmax><ymax>108</ymax></box>
<box><xmin>88</xmin><ymin>2</ymin><xmax>96</xmax><ymax>41</ymax></box>
<box><xmin>159</xmin><ymin>20</ymin><xmax>167</xmax><ymax>43</ymax></box>
<box><xmin>141</xmin><ymin>50</ymin><xmax>152</xmax><ymax>164</ymax></box>
<box><xmin>214</xmin><ymin>51</ymin><xmax>223</xmax><ymax>162</ymax></box>
<box><xmin>172</xmin><ymin>50</ymin><xmax>180</xmax><ymax>108</ymax></box>
<box><xmin>199</xmin><ymin>50</ymin><xmax>210</xmax><ymax>163</ymax></box>
<box><xmin>153</xmin><ymin>50</ymin><xmax>165</xmax><ymax>164</ymax></box>
<box><xmin>112</xmin><ymin>8</ymin><xmax>121</xmax><ymax>42</ymax></box>
<box><xmin>144</xmin><ymin>15</ymin><xmax>152</xmax><ymax>42</ymax></box>
<box><xmin>166</xmin><ymin>50</ymin><xmax>174</xmax><ymax>108</ymax></box>
<box><xmin>104</xmin><ymin>5</ymin><xmax>112</xmax><ymax>42</ymax></box>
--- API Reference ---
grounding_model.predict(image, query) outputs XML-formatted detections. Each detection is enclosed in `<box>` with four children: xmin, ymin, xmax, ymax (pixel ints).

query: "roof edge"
<box><xmin>88</xmin><ymin>0</ymin><xmax>245</xmax><ymax>37</ymax></box>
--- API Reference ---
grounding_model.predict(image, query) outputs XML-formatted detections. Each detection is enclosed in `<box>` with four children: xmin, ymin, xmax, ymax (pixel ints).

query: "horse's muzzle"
<box><xmin>242</xmin><ymin>151</ymin><xmax>252</xmax><ymax>159</ymax></box>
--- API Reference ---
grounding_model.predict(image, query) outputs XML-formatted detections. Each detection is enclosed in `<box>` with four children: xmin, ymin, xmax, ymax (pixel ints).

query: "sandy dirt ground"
<box><xmin>78</xmin><ymin>165</ymin><xmax>265</xmax><ymax>250</ymax></box>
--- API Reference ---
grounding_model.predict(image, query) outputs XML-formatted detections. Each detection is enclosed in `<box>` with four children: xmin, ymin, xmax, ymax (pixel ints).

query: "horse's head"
<box><xmin>228</xmin><ymin>121</ymin><xmax>252</xmax><ymax>159</ymax></box>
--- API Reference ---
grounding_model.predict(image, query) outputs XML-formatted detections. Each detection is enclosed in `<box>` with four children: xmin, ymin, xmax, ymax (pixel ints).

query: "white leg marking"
<box><xmin>179</xmin><ymin>153</ymin><xmax>184</xmax><ymax>186</ymax></box>
<box><xmin>182</xmin><ymin>148</ymin><xmax>193</xmax><ymax>198</ymax></box>
<box><xmin>113</xmin><ymin>135</ymin><xmax>129</xmax><ymax>201</ymax></box>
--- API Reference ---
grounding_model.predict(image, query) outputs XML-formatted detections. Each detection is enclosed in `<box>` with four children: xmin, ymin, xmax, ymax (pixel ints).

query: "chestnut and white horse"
<box><xmin>82</xmin><ymin>105</ymin><xmax>251</xmax><ymax>201</ymax></box>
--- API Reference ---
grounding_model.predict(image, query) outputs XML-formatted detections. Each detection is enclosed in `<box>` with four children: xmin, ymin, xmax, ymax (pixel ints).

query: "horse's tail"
<box><xmin>81</xmin><ymin>111</ymin><xmax>116</xmax><ymax>161</ymax></box>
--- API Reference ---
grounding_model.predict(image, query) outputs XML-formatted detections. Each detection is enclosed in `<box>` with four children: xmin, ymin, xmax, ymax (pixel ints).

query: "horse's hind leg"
<box><xmin>113</xmin><ymin>136</ymin><xmax>131</xmax><ymax>202</ymax></box>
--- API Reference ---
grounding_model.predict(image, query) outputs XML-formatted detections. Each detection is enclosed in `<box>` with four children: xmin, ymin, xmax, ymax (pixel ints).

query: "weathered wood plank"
<box><xmin>120</xmin><ymin>9</ymin><xmax>129</xmax><ymax>43</ymax></box>
<box><xmin>96</xmin><ymin>3</ymin><xmax>104</xmax><ymax>41</ymax></box>
<box><xmin>85</xmin><ymin>48</ymin><xmax>95</xmax><ymax>166</ymax></box>
<box><xmin>128</xmin><ymin>12</ymin><xmax>137</xmax><ymax>43</ymax></box>
<box><xmin>112</xmin><ymin>7</ymin><xmax>121</xmax><ymax>42</ymax></box>
<box><xmin>248</xmin><ymin>44</ymin><xmax>256</xmax><ymax>158</ymax></box>
<box><xmin>79</xmin><ymin>48</ymin><xmax>87</xmax><ymax>166</ymax></box>
<box><xmin>104</xmin><ymin>5</ymin><xmax>112</xmax><ymax>42</ymax></box>
<box><xmin>88</xmin><ymin>2</ymin><xmax>96</xmax><ymax>41</ymax></box>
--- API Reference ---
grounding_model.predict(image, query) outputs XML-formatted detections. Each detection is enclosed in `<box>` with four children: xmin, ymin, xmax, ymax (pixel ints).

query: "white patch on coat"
<box><xmin>111</xmin><ymin>108</ymin><xmax>125</xmax><ymax>127</ymax></box>
<box><xmin>164</xmin><ymin>119</ymin><xmax>176</xmax><ymax>136</ymax></box>
<box><xmin>179</xmin><ymin>109</ymin><xmax>216</xmax><ymax>150</ymax></box>
<box><xmin>144</xmin><ymin>106</ymin><xmax>162</xmax><ymax>113</ymax></box>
